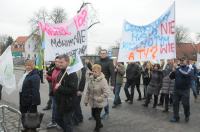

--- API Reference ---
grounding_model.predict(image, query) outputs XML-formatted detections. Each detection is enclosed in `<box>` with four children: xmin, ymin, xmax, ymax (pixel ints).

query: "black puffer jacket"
<box><xmin>126</xmin><ymin>63</ymin><xmax>141</xmax><ymax>83</ymax></box>
<box><xmin>55</xmin><ymin>70</ymin><xmax>78</xmax><ymax>114</ymax></box>
<box><xmin>20</xmin><ymin>69</ymin><xmax>41</xmax><ymax>106</ymax></box>
<box><xmin>96</xmin><ymin>57</ymin><xmax>115</xmax><ymax>86</ymax></box>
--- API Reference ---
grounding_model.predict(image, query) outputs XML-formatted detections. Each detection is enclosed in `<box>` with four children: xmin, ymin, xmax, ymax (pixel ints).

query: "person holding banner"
<box><xmin>142</xmin><ymin>62</ymin><xmax>152</xmax><ymax>99</ymax></box>
<box><xmin>159</xmin><ymin>60</ymin><xmax>175</xmax><ymax>112</ymax></box>
<box><xmin>43</xmin><ymin>62</ymin><xmax>55</xmax><ymax>111</ymax></box>
<box><xmin>54</xmin><ymin>54</ymin><xmax>78</xmax><ymax>132</ymax></box>
<box><xmin>169</xmin><ymin>58</ymin><xmax>192</xmax><ymax>123</ymax></box>
<box><xmin>46</xmin><ymin>56</ymin><xmax>61</xmax><ymax>129</ymax></box>
<box><xmin>143</xmin><ymin>64</ymin><xmax>163</xmax><ymax>108</ymax></box>
<box><xmin>96</xmin><ymin>49</ymin><xmax>115</xmax><ymax>119</ymax></box>
<box><xmin>112</xmin><ymin>62</ymin><xmax>125</xmax><ymax>108</ymax></box>
<box><xmin>124</xmin><ymin>62</ymin><xmax>141</xmax><ymax>104</ymax></box>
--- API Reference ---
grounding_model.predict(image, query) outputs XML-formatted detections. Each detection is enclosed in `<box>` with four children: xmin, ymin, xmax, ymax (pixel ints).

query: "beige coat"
<box><xmin>84</xmin><ymin>73</ymin><xmax>109</xmax><ymax>108</ymax></box>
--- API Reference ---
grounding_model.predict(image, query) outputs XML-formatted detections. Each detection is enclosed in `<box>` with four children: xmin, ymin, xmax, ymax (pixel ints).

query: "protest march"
<box><xmin>0</xmin><ymin>0</ymin><xmax>200</xmax><ymax>132</ymax></box>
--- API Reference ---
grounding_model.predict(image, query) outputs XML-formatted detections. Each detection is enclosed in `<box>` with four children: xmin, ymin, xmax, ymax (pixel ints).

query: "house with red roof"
<box><xmin>11</xmin><ymin>36</ymin><xmax>28</xmax><ymax>57</ymax></box>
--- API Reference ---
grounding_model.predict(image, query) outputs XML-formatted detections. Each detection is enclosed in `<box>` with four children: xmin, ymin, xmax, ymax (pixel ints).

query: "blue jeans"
<box><xmin>52</xmin><ymin>96</ymin><xmax>57</xmax><ymax>123</ymax></box>
<box><xmin>191</xmin><ymin>80</ymin><xmax>197</xmax><ymax>97</ymax></box>
<box><xmin>114</xmin><ymin>84</ymin><xmax>122</xmax><ymax>105</ymax></box>
<box><xmin>104</xmin><ymin>99</ymin><xmax>109</xmax><ymax>114</ymax></box>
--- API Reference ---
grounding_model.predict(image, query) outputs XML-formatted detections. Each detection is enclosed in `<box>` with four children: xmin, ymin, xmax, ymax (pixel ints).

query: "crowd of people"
<box><xmin>15</xmin><ymin>49</ymin><xmax>199</xmax><ymax>132</ymax></box>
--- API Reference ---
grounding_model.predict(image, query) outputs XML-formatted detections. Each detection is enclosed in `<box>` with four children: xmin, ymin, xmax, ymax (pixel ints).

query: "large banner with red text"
<box><xmin>38</xmin><ymin>6</ymin><xmax>88</xmax><ymax>62</ymax></box>
<box><xmin>118</xmin><ymin>2</ymin><xmax>175</xmax><ymax>62</ymax></box>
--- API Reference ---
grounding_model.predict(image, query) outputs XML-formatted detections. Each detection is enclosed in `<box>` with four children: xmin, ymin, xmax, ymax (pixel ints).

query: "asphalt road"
<box><xmin>1</xmin><ymin>68</ymin><xmax>200</xmax><ymax>132</ymax></box>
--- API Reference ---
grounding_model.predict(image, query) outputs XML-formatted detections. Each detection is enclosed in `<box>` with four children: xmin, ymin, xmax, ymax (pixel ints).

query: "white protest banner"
<box><xmin>118</xmin><ymin>2</ymin><xmax>175</xmax><ymax>62</ymax></box>
<box><xmin>0</xmin><ymin>46</ymin><xmax>16</xmax><ymax>94</ymax></box>
<box><xmin>38</xmin><ymin>6</ymin><xmax>88</xmax><ymax>62</ymax></box>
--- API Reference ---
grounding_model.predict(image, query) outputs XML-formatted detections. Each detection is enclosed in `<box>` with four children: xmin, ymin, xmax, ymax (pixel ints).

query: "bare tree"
<box><xmin>49</xmin><ymin>7</ymin><xmax>67</xmax><ymax>24</ymax></box>
<box><xmin>29</xmin><ymin>8</ymin><xmax>49</xmax><ymax>31</ymax></box>
<box><xmin>0</xmin><ymin>35</ymin><xmax>13</xmax><ymax>54</ymax></box>
<box><xmin>0</xmin><ymin>35</ymin><xmax>8</xmax><ymax>44</ymax></box>
<box><xmin>175</xmin><ymin>25</ymin><xmax>191</xmax><ymax>44</ymax></box>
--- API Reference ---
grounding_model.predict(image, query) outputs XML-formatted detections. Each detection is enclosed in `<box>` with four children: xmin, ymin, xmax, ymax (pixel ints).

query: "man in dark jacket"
<box><xmin>73</xmin><ymin>65</ymin><xmax>87</xmax><ymax>125</ymax></box>
<box><xmin>54</xmin><ymin>54</ymin><xmax>78</xmax><ymax>132</ymax></box>
<box><xmin>170</xmin><ymin>58</ymin><xmax>192</xmax><ymax>123</ymax></box>
<box><xmin>124</xmin><ymin>62</ymin><xmax>141</xmax><ymax>104</ymax></box>
<box><xmin>96</xmin><ymin>49</ymin><xmax>115</xmax><ymax>119</ymax></box>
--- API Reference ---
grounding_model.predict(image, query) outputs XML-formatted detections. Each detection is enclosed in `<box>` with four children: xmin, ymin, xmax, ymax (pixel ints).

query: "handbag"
<box><xmin>22</xmin><ymin>112</ymin><xmax>44</xmax><ymax>129</ymax></box>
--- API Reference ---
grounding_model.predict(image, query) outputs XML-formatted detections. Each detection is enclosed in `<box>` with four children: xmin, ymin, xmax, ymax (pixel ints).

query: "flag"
<box><xmin>35</xmin><ymin>32</ymin><xmax>44</xmax><ymax>70</ymax></box>
<box><xmin>0</xmin><ymin>46</ymin><xmax>16</xmax><ymax>94</ymax></box>
<box><xmin>66</xmin><ymin>54</ymin><xmax>83</xmax><ymax>75</ymax></box>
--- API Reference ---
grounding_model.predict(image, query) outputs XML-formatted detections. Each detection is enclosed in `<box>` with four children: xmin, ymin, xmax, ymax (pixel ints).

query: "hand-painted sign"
<box><xmin>118</xmin><ymin>2</ymin><xmax>175</xmax><ymax>62</ymax></box>
<box><xmin>38</xmin><ymin>6</ymin><xmax>88</xmax><ymax>62</ymax></box>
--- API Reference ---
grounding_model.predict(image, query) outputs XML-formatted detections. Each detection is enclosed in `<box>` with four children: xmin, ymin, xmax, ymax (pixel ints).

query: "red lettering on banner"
<box><xmin>150</xmin><ymin>46</ymin><xmax>158</xmax><ymax>59</ymax></box>
<box><xmin>160</xmin><ymin>43</ymin><xmax>175</xmax><ymax>54</ymax></box>
<box><xmin>136</xmin><ymin>49</ymin><xmax>144</xmax><ymax>59</ymax></box>
<box><xmin>128</xmin><ymin>52</ymin><xmax>134</xmax><ymax>60</ymax></box>
<box><xmin>74</xmin><ymin>8</ymin><xmax>88</xmax><ymax>30</ymax></box>
<box><xmin>38</xmin><ymin>22</ymin><xmax>71</xmax><ymax>36</ymax></box>
<box><xmin>160</xmin><ymin>20</ymin><xmax>175</xmax><ymax>35</ymax></box>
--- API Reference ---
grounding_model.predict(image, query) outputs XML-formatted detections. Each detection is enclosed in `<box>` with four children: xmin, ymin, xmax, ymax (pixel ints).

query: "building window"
<box><xmin>14</xmin><ymin>45</ymin><xmax>18</xmax><ymax>48</ymax></box>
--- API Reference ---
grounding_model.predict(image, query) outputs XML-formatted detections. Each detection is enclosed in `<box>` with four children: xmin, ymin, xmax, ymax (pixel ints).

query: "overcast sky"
<box><xmin>0</xmin><ymin>0</ymin><xmax>199</xmax><ymax>54</ymax></box>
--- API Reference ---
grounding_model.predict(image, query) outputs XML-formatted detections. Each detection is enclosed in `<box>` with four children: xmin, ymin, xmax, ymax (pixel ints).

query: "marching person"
<box><xmin>112</xmin><ymin>62</ymin><xmax>125</xmax><ymax>108</ymax></box>
<box><xmin>96</xmin><ymin>49</ymin><xmax>115</xmax><ymax>119</ymax></box>
<box><xmin>188</xmin><ymin>60</ymin><xmax>198</xmax><ymax>100</ymax></box>
<box><xmin>124</xmin><ymin>62</ymin><xmax>141</xmax><ymax>104</ymax></box>
<box><xmin>73</xmin><ymin>60</ymin><xmax>87</xmax><ymax>125</ymax></box>
<box><xmin>43</xmin><ymin>61</ymin><xmax>56</xmax><ymax>111</ymax></box>
<box><xmin>170</xmin><ymin>58</ymin><xmax>192</xmax><ymax>123</ymax></box>
<box><xmin>142</xmin><ymin>62</ymin><xmax>152</xmax><ymax>99</ymax></box>
<box><xmin>54</xmin><ymin>55</ymin><xmax>78</xmax><ymax>132</ymax></box>
<box><xmin>0</xmin><ymin>84</ymin><xmax>2</xmax><ymax>100</ymax></box>
<box><xmin>46</xmin><ymin>56</ymin><xmax>61</xmax><ymax>128</ymax></box>
<box><xmin>160</xmin><ymin>60</ymin><xmax>175</xmax><ymax>112</ymax></box>
<box><xmin>143</xmin><ymin>64</ymin><xmax>163</xmax><ymax>108</ymax></box>
<box><xmin>84</xmin><ymin>64</ymin><xmax>109</xmax><ymax>132</ymax></box>
<box><xmin>135</xmin><ymin>62</ymin><xmax>142</xmax><ymax>101</ymax></box>
<box><xmin>19</xmin><ymin>60</ymin><xmax>41</xmax><ymax>132</ymax></box>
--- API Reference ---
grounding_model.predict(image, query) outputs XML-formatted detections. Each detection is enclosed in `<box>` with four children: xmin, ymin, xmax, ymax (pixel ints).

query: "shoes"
<box><xmin>94</xmin><ymin>124</ymin><xmax>103</xmax><ymax>132</ymax></box>
<box><xmin>88</xmin><ymin>117</ymin><xmax>94</xmax><ymax>120</ymax></box>
<box><xmin>47</xmin><ymin>122</ymin><xmax>57</xmax><ymax>128</ymax></box>
<box><xmin>101</xmin><ymin>113</ymin><xmax>109</xmax><ymax>120</ymax></box>
<box><xmin>137</xmin><ymin>98</ymin><xmax>142</xmax><ymax>101</ymax></box>
<box><xmin>43</xmin><ymin>106</ymin><xmax>51</xmax><ymax>111</ymax></box>
<box><xmin>162</xmin><ymin>109</ymin><xmax>169</xmax><ymax>113</ymax></box>
<box><xmin>170</xmin><ymin>117</ymin><xmax>180</xmax><ymax>123</ymax></box>
<box><xmin>129</xmin><ymin>101</ymin><xmax>133</xmax><ymax>104</ymax></box>
<box><xmin>125</xmin><ymin>99</ymin><xmax>130</xmax><ymax>102</ymax></box>
<box><xmin>112</xmin><ymin>105</ymin><xmax>117</xmax><ymax>108</ymax></box>
<box><xmin>157</xmin><ymin>103</ymin><xmax>163</xmax><ymax>106</ymax></box>
<box><xmin>185</xmin><ymin>117</ymin><xmax>189</xmax><ymax>123</ymax></box>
